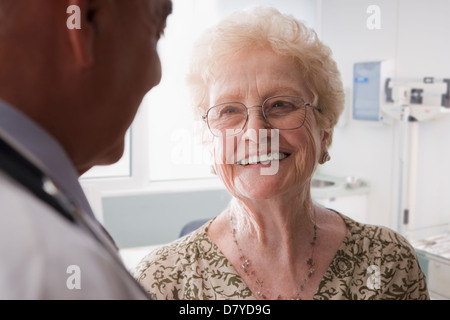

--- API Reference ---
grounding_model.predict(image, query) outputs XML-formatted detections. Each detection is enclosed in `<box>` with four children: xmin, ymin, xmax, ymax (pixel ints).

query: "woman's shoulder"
<box><xmin>132</xmin><ymin>218</ymin><xmax>247</xmax><ymax>299</ymax></box>
<box><xmin>133</xmin><ymin>219</ymin><xmax>213</xmax><ymax>277</ymax></box>
<box><xmin>323</xmin><ymin>212</ymin><xmax>429</xmax><ymax>299</ymax></box>
<box><xmin>339</xmin><ymin>213</ymin><xmax>416</xmax><ymax>256</ymax></box>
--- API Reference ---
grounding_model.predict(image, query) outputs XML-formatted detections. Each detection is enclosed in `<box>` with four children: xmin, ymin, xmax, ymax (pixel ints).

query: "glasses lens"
<box><xmin>207</xmin><ymin>103</ymin><xmax>247</xmax><ymax>137</ymax></box>
<box><xmin>263</xmin><ymin>96</ymin><xmax>307</xmax><ymax>130</ymax></box>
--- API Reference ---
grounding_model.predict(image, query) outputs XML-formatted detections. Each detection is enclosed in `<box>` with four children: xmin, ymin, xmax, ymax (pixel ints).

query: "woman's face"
<box><xmin>208</xmin><ymin>47</ymin><xmax>327</xmax><ymax>201</ymax></box>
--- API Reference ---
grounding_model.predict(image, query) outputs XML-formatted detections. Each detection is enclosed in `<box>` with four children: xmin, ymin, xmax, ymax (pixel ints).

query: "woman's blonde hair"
<box><xmin>186</xmin><ymin>6</ymin><xmax>345</xmax><ymax>146</ymax></box>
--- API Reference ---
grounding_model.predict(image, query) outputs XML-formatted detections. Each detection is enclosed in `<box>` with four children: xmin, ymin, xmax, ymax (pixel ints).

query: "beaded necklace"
<box><xmin>228</xmin><ymin>211</ymin><xmax>318</xmax><ymax>300</ymax></box>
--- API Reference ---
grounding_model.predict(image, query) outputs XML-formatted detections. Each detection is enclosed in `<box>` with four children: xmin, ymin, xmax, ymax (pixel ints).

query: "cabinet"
<box><xmin>413</xmin><ymin>234</ymin><xmax>450</xmax><ymax>299</ymax></box>
<box><xmin>315</xmin><ymin>194</ymin><xmax>369</xmax><ymax>223</ymax></box>
<box><xmin>311</xmin><ymin>174</ymin><xmax>370</xmax><ymax>223</ymax></box>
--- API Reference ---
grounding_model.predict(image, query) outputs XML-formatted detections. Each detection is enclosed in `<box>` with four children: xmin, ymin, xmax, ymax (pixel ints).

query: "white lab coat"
<box><xmin>0</xmin><ymin>172</ymin><xmax>149</xmax><ymax>299</ymax></box>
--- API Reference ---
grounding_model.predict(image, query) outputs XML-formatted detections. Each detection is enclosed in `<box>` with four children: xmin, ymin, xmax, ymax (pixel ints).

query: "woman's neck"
<box><xmin>229</xmin><ymin>191</ymin><xmax>317</xmax><ymax>254</ymax></box>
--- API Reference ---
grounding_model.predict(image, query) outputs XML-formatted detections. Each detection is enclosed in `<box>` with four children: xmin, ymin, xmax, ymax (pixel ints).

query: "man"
<box><xmin>0</xmin><ymin>0</ymin><xmax>172</xmax><ymax>299</ymax></box>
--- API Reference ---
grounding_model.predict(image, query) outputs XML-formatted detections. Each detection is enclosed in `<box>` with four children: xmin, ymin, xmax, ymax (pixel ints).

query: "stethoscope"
<box><xmin>0</xmin><ymin>131</ymin><xmax>150</xmax><ymax>298</ymax></box>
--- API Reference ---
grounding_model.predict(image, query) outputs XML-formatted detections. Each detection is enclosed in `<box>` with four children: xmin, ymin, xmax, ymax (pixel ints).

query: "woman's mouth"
<box><xmin>236</xmin><ymin>152</ymin><xmax>291</xmax><ymax>166</ymax></box>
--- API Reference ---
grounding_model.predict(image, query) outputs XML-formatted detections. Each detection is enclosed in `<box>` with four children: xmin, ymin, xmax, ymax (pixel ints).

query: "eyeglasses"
<box><xmin>201</xmin><ymin>95</ymin><xmax>322</xmax><ymax>137</ymax></box>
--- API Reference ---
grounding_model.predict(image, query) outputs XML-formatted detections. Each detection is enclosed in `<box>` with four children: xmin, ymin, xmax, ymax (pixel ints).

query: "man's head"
<box><xmin>0</xmin><ymin>0</ymin><xmax>172</xmax><ymax>174</ymax></box>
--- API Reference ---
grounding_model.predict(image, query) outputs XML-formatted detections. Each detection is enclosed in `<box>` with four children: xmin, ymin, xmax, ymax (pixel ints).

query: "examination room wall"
<box><xmin>318</xmin><ymin>0</ymin><xmax>450</xmax><ymax>239</ymax></box>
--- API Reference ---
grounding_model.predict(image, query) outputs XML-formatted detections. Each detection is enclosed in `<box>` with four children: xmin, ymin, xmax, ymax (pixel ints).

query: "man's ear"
<box><xmin>66</xmin><ymin>0</ymin><xmax>100</xmax><ymax>68</ymax></box>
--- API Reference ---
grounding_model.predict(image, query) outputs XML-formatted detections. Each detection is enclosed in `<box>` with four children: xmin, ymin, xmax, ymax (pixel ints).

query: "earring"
<box><xmin>321</xmin><ymin>152</ymin><xmax>331</xmax><ymax>164</ymax></box>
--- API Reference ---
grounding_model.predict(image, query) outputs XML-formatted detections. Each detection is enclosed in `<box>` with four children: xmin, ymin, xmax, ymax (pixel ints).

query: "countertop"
<box><xmin>311</xmin><ymin>173</ymin><xmax>370</xmax><ymax>199</ymax></box>
<box><xmin>412</xmin><ymin>233</ymin><xmax>450</xmax><ymax>260</ymax></box>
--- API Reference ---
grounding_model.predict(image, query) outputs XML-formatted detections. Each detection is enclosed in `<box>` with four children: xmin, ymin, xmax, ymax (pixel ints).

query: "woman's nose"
<box><xmin>245</xmin><ymin>106</ymin><xmax>271</xmax><ymax>131</ymax></box>
<box><xmin>240</xmin><ymin>106</ymin><xmax>272</xmax><ymax>142</ymax></box>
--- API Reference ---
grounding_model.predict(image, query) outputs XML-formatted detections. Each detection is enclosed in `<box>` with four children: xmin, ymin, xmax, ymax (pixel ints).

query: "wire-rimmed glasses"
<box><xmin>201</xmin><ymin>95</ymin><xmax>322</xmax><ymax>137</ymax></box>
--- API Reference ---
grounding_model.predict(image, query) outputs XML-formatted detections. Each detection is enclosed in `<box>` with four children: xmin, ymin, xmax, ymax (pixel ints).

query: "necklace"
<box><xmin>228</xmin><ymin>211</ymin><xmax>318</xmax><ymax>300</ymax></box>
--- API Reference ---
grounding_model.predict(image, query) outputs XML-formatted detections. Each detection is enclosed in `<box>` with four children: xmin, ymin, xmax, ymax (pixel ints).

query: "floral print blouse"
<box><xmin>133</xmin><ymin>213</ymin><xmax>429</xmax><ymax>300</ymax></box>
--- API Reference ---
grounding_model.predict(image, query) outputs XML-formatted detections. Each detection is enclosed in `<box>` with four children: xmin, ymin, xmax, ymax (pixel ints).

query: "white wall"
<box><xmin>319</xmin><ymin>0</ymin><xmax>450</xmax><ymax>239</ymax></box>
<box><xmin>217</xmin><ymin>0</ymin><xmax>317</xmax><ymax>26</ymax></box>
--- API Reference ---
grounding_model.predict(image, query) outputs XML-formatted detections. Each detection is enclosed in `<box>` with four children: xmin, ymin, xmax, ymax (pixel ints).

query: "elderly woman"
<box><xmin>134</xmin><ymin>7</ymin><xmax>429</xmax><ymax>300</ymax></box>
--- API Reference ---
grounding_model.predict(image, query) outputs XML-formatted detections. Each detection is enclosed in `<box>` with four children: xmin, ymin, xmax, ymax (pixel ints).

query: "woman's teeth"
<box><xmin>237</xmin><ymin>152</ymin><xmax>289</xmax><ymax>166</ymax></box>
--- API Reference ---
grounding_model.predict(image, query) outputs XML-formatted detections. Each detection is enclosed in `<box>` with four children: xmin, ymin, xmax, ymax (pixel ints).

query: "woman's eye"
<box><xmin>220</xmin><ymin>106</ymin><xmax>239</xmax><ymax>115</ymax></box>
<box><xmin>272</xmin><ymin>101</ymin><xmax>294</xmax><ymax>109</ymax></box>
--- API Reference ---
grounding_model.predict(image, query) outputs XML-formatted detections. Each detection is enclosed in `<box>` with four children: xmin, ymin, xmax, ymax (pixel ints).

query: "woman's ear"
<box><xmin>321</xmin><ymin>127</ymin><xmax>332</xmax><ymax>150</ymax></box>
<box><xmin>318</xmin><ymin>125</ymin><xmax>333</xmax><ymax>165</ymax></box>
<box><xmin>66</xmin><ymin>0</ymin><xmax>101</xmax><ymax>68</ymax></box>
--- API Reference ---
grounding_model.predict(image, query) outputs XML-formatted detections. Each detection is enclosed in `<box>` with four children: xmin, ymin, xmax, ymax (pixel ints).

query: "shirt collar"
<box><xmin>0</xmin><ymin>99</ymin><xmax>96</xmax><ymax>219</ymax></box>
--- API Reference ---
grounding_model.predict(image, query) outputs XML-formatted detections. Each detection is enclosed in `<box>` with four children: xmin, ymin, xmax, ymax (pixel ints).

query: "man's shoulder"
<box><xmin>0</xmin><ymin>173</ymin><xmax>148</xmax><ymax>299</ymax></box>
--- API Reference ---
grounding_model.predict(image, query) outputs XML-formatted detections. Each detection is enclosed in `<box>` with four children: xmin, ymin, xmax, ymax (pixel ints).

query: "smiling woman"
<box><xmin>134</xmin><ymin>6</ymin><xmax>429</xmax><ymax>300</ymax></box>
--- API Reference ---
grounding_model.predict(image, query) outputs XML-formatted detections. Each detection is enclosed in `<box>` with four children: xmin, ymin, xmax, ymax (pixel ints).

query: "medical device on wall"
<box><xmin>381</xmin><ymin>76</ymin><xmax>450</xmax><ymax>238</ymax></box>
<box><xmin>382</xmin><ymin>77</ymin><xmax>450</xmax><ymax>121</ymax></box>
<box><xmin>352</xmin><ymin>60</ymin><xmax>394</xmax><ymax>122</ymax></box>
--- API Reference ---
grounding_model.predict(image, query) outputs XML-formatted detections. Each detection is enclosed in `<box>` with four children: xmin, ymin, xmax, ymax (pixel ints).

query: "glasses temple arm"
<box><xmin>305</xmin><ymin>103</ymin><xmax>322</xmax><ymax>113</ymax></box>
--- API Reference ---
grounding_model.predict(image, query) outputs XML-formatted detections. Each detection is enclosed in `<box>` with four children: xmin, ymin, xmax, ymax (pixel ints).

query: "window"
<box><xmin>146</xmin><ymin>0</ymin><xmax>220</xmax><ymax>181</ymax></box>
<box><xmin>81</xmin><ymin>0</ymin><xmax>222</xmax><ymax>193</ymax></box>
